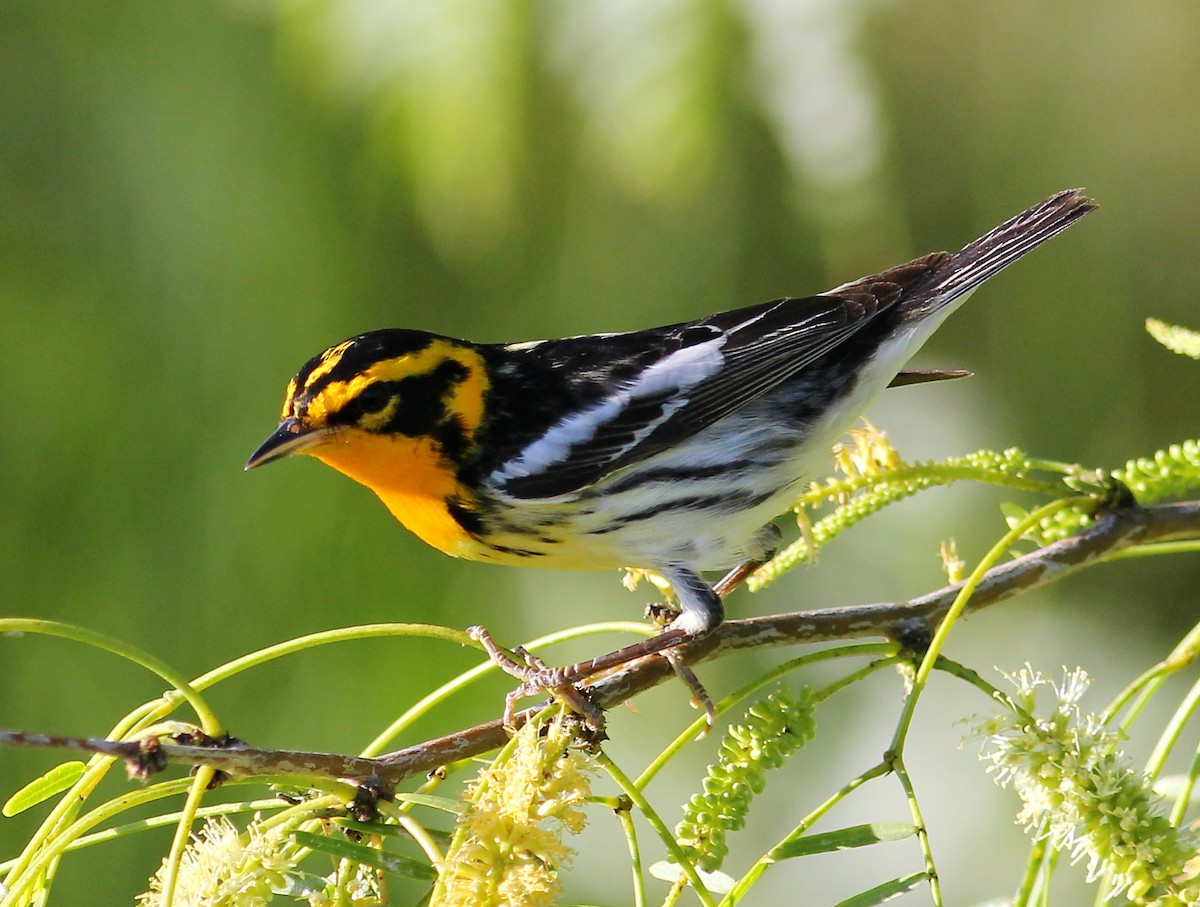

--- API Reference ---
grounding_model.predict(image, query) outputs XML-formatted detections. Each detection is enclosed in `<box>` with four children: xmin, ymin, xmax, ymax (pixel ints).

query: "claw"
<box><xmin>665</xmin><ymin>652</ymin><xmax>716</xmax><ymax>736</ymax></box>
<box><xmin>472</xmin><ymin>624</ymin><xmax>607</xmax><ymax>732</ymax></box>
<box><xmin>468</xmin><ymin>554</ymin><xmax>768</xmax><ymax>733</ymax></box>
<box><xmin>644</xmin><ymin>601</ymin><xmax>680</xmax><ymax>628</ymax></box>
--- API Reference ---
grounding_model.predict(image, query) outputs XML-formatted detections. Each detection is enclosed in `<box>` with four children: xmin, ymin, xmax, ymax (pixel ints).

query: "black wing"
<box><xmin>489</xmin><ymin>273</ymin><xmax>926</xmax><ymax>499</ymax></box>
<box><xmin>486</xmin><ymin>188</ymin><xmax>1095</xmax><ymax>500</ymax></box>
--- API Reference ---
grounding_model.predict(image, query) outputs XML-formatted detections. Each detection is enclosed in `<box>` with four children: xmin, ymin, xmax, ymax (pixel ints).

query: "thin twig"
<box><xmin>3</xmin><ymin>501</ymin><xmax>1196</xmax><ymax>789</ymax></box>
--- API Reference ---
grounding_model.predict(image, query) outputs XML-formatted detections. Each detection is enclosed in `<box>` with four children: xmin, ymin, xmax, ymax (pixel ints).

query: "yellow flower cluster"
<box><xmin>433</xmin><ymin>717</ymin><xmax>594</xmax><ymax>907</ymax></box>
<box><xmin>831</xmin><ymin>422</ymin><xmax>905</xmax><ymax>486</ymax></box>
<box><xmin>138</xmin><ymin>817</ymin><xmax>297</xmax><ymax>907</ymax></box>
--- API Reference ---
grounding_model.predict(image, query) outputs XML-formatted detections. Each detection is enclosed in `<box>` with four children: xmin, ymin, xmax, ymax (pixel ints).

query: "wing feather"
<box><xmin>487</xmin><ymin>190</ymin><xmax>1096</xmax><ymax>500</ymax></box>
<box><xmin>492</xmin><ymin>289</ymin><xmax>895</xmax><ymax>499</ymax></box>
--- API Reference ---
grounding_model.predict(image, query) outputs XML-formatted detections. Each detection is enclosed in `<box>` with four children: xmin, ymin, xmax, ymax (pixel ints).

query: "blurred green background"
<box><xmin>2</xmin><ymin>0</ymin><xmax>1198</xmax><ymax>903</ymax></box>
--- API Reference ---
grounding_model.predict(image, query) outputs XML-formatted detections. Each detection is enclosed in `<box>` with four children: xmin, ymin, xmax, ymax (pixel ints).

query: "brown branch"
<box><xmin>3</xmin><ymin>501</ymin><xmax>1197</xmax><ymax>791</ymax></box>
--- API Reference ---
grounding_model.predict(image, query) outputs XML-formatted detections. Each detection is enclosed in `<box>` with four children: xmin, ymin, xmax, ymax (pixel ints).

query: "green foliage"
<box><xmin>752</xmin><ymin>423</ymin><xmax>1200</xmax><ymax>591</ymax></box>
<box><xmin>5</xmin><ymin>2</ymin><xmax>1200</xmax><ymax>902</ymax></box>
<box><xmin>291</xmin><ymin>830</ymin><xmax>439</xmax><ymax>880</ymax></box>
<box><xmin>750</xmin><ymin>430</ymin><xmax>1076</xmax><ymax>588</ymax></box>
<box><xmin>6</xmin><ymin>385</ymin><xmax>1200</xmax><ymax>905</ymax></box>
<box><xmin>831</xmin><ymin>873</ymin><xmax>929</xmax><ymax>907</ymax></box>
<box><xmin>674</xmin><ymin>687</ymin><xmax>817</xmax><ymax>872</ymax></box>
<box><xmin>2</xmin><ymin>763</ymin><xmax>86</xmax><ymax>818</ymax></box>
<box><xmin>8</xmin><ymin>331</ymin><xmax>1200</xmax><ymax>905</ymax></box>
<box><xmin>1112</xmin><ymin>441</ymin><xmax>1200</xmax><ymax>505</ymax></box>
<box><xmin>768</xmin><ymin>822</ymin><xmax>917</xmax><ymax>859</ymax></box>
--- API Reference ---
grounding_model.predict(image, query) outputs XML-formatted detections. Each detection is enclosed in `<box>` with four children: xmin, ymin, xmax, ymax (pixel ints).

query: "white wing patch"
<box><xmin>503</xmin><ymin>339</ymin><xmax>549</xmax><ymax>352</ymax></box>
<box><xmin>490</xmin><ymin>335</ymin><xmax>727</xmax><ymax>487</ymax></box>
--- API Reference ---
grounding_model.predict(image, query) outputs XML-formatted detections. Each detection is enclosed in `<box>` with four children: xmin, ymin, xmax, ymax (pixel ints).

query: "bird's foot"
<box><xmin>468</xmin><ymin>622</ymin><xmax>716</xmax><ymax>732</ymax></box>
<box><xmin>664</xmin><ymin>651</ymin><xmax>716</xmax><ymax>732</ymax></box>
<box><xmin>467</xmin><ymin>554</ymin><xmax>770</xmax><ymax>733</ymax></box>
<box><xmin>468</xmin><ymin>625</ymin><xmax>607</xmax><ymax>730</ymax></box>
<box><xmin>644</xmin><ymin>601</ymin><xmax>680</xmax><ymax>628</ymax></box>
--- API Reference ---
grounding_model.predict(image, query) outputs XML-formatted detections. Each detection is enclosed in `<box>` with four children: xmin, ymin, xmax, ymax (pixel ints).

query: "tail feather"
<box><xmin>902</xmin><ymin>188</ymin><xmax>1096</xmax><ymax>319</ymax></box>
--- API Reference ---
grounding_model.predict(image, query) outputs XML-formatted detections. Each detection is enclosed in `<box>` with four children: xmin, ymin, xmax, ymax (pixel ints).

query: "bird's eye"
<box><xmin>355</xmin><ymin>382</ymin><xmax>392</xmax><ymax>415</ymax></box>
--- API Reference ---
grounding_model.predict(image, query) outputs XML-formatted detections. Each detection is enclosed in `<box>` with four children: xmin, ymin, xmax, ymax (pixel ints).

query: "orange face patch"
<box><xmin>307</xmin><ymin>429</ymin><xmax>481</xmax><ymax>559</ymax></box>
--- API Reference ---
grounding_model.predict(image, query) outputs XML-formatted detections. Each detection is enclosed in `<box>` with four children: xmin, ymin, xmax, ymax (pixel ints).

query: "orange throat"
<box><xmin>309</xmin><ymin>431</ymin><xmax>479</xmax><ymax>559</ymax></box>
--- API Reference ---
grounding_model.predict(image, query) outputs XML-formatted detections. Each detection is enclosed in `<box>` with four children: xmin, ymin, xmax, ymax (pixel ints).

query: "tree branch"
<box><xmin>3</xmin><ymin>501</ymin><xmax>1196</xmax><ymax>791</ymax></box>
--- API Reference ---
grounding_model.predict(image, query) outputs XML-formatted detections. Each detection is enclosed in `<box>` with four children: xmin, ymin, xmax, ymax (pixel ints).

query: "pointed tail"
<box><xmin>903</xmin><ymin>188</ymin><xmax>1097</xmax><ymax>319</ymax></box>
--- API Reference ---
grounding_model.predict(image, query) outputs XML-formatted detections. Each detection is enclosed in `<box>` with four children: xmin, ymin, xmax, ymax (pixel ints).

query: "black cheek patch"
<box><xmin>326</xmin><ymin>380</ymin><xmax>404</xmax><ymax>427</ymax></box>
<box><xmin>384</xmin><ymin>358</ymin><xmax>473</xmax><ymax>457</ymax></box>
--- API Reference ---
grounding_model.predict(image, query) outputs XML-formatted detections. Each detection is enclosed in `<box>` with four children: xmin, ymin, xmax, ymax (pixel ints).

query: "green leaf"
<box><xmin>272</xmin><ymin>871</ymin><xmax>330</xmax><ymax>898</ymax></box>
<box><xmin>831</xmin><ymin>871</ymin><xmax>929</xmax><ymax>907</ymax></box>
<box><xmin>291</xmin><ymin>830</ymin><xmax>437</xmax><ymax>880</ymax></box>
<box><xmin>771</xmin><ymin>822</ymin><xmax>916</xmax><ymax>859</ymax></box>
<box><xmin>393</xmin><ymin>791</ymin><xmax>464</xmax><ymax>814</ymax></box>
<box><xmin>647</xmin><ymin>861</ymin><xmax>736</xmax><ymax>894</ymax></box>
<box><xmin>3</xmin><ymin>762</ymin><xmax>87</xmax><ymax>817</ymax></box>
<box><xmin>334</xmin><ymin>817</ymin><xmax>452</xmax><ymax>844</ymax></box>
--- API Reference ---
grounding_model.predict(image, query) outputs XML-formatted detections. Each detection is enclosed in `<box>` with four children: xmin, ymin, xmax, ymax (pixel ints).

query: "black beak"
<box><xmin>244</xmin><ymin>419</ymin><xmax>325</xmax><ymax>471</ymax></box>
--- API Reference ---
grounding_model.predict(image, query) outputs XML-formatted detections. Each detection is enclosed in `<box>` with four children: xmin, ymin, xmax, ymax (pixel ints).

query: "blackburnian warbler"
<box><xmin>247</xmin><ymin>189</ymin><xmax>1094</xmax><ymax>709</ymax></box>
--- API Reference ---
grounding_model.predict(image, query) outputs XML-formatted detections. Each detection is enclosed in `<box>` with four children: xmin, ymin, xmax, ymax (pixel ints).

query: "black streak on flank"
<box><xmin>598</xmin><ymin>459</ymin><xmax>763</xmax><ymax>496</ymax></box>
<box><xmin>589</xmin><ymin>488</ymin><xmax>777</xmax><ymax>534</ymax></box>
<box><xmin>447</xmin><ymin>500</ymin><xmax>485</xmax><ymax>538</ymax></box>
<box><xmin>488</xmin><ymin>544</ymin><xmax>548</xmax><ymax>558</ymax></box>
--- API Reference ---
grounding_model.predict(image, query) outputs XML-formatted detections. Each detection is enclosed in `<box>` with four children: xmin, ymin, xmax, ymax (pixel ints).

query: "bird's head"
<box><xmin>245</xmin><ymin>329</ymin><xmax>489</xmax><ymax>473</ymax></box>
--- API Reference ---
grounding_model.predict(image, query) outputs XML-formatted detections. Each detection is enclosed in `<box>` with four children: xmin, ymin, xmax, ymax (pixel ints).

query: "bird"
<box><xmin>247</xmin><ymin>188</ymin><xmax>1095</xmax><ymax>718</ymax></box>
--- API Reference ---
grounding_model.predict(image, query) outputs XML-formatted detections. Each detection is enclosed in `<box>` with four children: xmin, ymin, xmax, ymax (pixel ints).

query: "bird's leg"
<box><xmin>576</xmin><ymin>525</ymin><xmax>782</xmax><ymax>724</ymax></box>
<box><xmin>667</xmin><ymin>551</ymin><xmax>779</xmax><ymax>725</ymax></box>
<box><xmin>654</xmin><ymin>525</ymin><xmax>781</xmax><ymax>724</ymax></box>
<box><xmin>664</xmin><ymin>652</ymin><xmax>715</xmax><ymax>726</ymax></box>
<box><xmin>469</xmin><ymin>575</ymin><xmax>721</xmax><ymax>729</ymax></box>
<box><xmin>468</xmin><ymin>627</ymin><xmax>606</xmax><ymax>729</ymax></box>
<box><xmin>469</xmin><ymin>621</ymin><xmax>698</xmax><ymax>732</ymax></box>
<box><xmin>471</xmin><ymin>528</ymin><xmax>780</xmax><ymax>730</ymax></box>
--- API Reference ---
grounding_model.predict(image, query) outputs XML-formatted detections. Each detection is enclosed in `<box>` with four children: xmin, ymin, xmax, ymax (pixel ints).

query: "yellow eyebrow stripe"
<box><xmin>303</xmin><ymin>340</ymin><xmax>489</xmax><ymax>434</ymax></box>
<box><xmin>303</xmin><ymin>340</ymin><xmax>355</xmax><ymax>388</ymax></box>
<box><xmin>279</xmin><ymin>378</ymin><xmax>298</xmax><ymax>419</ymax></box>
